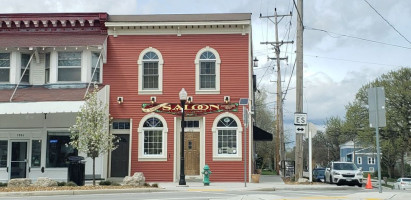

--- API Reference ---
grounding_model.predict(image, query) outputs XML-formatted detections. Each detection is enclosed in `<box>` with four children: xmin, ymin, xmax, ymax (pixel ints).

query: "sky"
<box><xmin>1</xmin><ymin>0</ymin><xmax>410</xmax><ymax>142</ymax></box>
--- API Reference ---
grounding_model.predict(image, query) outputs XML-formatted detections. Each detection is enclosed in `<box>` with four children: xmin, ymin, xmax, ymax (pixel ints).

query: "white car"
<box><xmin>324</xmin><ymin>162</ymin><xmax>363</xmax><ymax>187</ymax></box>
<box><xmin>393</xmin><ymin>178</ymin><xmax>411</xmax><ymax>190</ymax></box>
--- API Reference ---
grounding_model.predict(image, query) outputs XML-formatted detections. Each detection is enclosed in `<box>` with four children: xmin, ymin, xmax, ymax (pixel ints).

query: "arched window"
<box><xmin>138</xmin><ymin>47</ymin><xmax>163</xmax><ymax>94</ymax></box>
<box><xmin>138</xmin><ymin>113</ymin><xmax>168</xmax><ymax>161</ymax></box>
<box><xmin>195</xmin><ymin>46</ymin><xmax>221</xmax><ymax>94</ymax></box>
<box><xmin>212</xmin><ymin>113</ymin><xmax>242</xmax><ymax>160</ymax></box>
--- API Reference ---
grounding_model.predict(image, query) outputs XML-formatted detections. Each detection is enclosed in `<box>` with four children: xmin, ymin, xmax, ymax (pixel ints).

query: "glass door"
<box><xmin>10</xmin><ymin>141</ymin><xmax>28</xmax><ymax>179</ymax></box>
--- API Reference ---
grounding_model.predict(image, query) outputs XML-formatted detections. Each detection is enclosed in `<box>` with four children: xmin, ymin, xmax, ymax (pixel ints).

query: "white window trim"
<box><xmin>0</xmin><ymin>52</ymin><xmax>12</xmax><ymax>83</ymax></box>
<box><xmin>57</xmin><ymin>51</ymin><xmax>82</xmax><ymax>83</ymax></box>
<box><xmin>138</xmin><ymin>47</ymin><xmax>163</xmax><ymax>94</ymax></box>
<box><xmin>195</xmin><ymin>46</ymin><xmax>221</xmax><ymax>94</ymax></box>
<box><xmin>137</xmin><ymin>113</ymin><xmax>168</xmax><ymax>161</ymax></box>
<box><xmin>357</xmin><ymin>157</ymin><xmax>362</xmax><ymax>165</ymax></box>
<box><xmin>91</xmin><ymin>51</ymin><xmax>103</xmax><ymax>83</ymax></box>
<box><xmin>212</xmin><ymin>112</ymin><xmax>242</xmax><ymax>161</ymax></box>
<box><xmin>369</xmin><ymin>167</ymin><xmax>375</xmax><ymax>172</ymax></box>
<box><xmin>368</xmin><ymin>156</ymin><xmax>375</xmax><ymax>165</ymax></box>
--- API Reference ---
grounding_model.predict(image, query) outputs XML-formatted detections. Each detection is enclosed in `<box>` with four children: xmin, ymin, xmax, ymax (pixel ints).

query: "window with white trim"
<box><xmin>45</xmin><ymin>53</ymin><xmax>50</xmax><ymax>83</ymax></box>
<box><xmin>138</xmin><ymin>114</ymin><xmax>168</xmax><ymax>161</ymax></box>
<box><xmin>369</xmin><ymin>167</ymin><xmax>374</xmax><ymax>172</ymax></box>
<box><xmin>138</xmin><ymin>47</ymin><xmax>163</xmax><ymax>94</ymax></box>
<box><xmin>195</xmin><ymin>46</ymin><xmax>221</xmax><ymax>94</ymax></box>
<box><xmin>21</xmin><ymin>53</ymin><xmax>31</xmax><ymax>83</ymax></box>
<box><xmin>58</xmin><ymin>52</ymin><xmax>81</xmax><ymax>82</ymax></box>
<box><xmin>199</xmin><ymin>51</ymin><xmax>216</xmax><ymax>89</ymax></box>
<box><xmin>143</xmin><ymin>52</ymin><xmax>159</xmax><ymax>89</ymax></box>
<box><xmin>0</xmin><ymin>53</ymin><xmax>10</xmax><ymax>82</ymax></box>
<box><xmin>91</xmin><ymin>52</ymin><xmax>101</xmax><ymax>83</ymax></box>
<box><xmin>368</xmin><ymin>157</ymin><xmax>375</xmax><ymax>165</ymax></box>
<box><xmin>357</xmin><ymin>157</ymin><xmax>362</xmax><ymax>165</ymax></box>
<box><xmin>212</xmin><ymin>113</ymin><xmax>242</xmax><ymax>161</ymax></box>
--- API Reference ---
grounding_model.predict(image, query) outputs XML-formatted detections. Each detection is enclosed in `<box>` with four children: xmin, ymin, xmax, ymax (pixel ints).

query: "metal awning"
<box><xmin>253</xmin><ymin>125</ymin><xmax>273</xmax><ymax>141</ymax></box>
<box><xmin>0</xmin><ymin>101</ymin><xmax>84</xmax><ymax>115</ymax></box>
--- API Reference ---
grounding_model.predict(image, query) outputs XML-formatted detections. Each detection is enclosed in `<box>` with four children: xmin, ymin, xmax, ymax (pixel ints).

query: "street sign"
<box><xmin>294</xmin><ymin>113</ymin><xmax>307</xmax><ymax>125</ymax></box>
<box><xmin>295</xmin><ymin>125</ymin><xmax>306</xmax><ymax>134</ymax></box>
<box><xmin>368</xmin><ymin>87</ymin><xmax>386</xmax><ymax>128</ymax></box>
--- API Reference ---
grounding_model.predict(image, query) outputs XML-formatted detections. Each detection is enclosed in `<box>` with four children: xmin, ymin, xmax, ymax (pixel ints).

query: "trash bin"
<box><xmin>67</xmin><ymin>156</ymin><xmax>85</xmax><ymax>186</ymax></box>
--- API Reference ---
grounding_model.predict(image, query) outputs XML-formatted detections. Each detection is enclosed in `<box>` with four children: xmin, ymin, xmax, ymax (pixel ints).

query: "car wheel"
<box><xmin>357</xmin><ymin>183</ymin><xmax>362</xmax><ymax>187</ymax></box>
<box><xmin>330</xmin><ymin>176</ymin><xmax>333</xmax><ymax>184</ymax></box>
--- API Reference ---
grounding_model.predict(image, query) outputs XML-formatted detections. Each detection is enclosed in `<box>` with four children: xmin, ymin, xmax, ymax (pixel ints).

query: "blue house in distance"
<box><xmin>340</xmin><ymin>141</ymin><xmax>379</xmax><ymax>173</ymax></box>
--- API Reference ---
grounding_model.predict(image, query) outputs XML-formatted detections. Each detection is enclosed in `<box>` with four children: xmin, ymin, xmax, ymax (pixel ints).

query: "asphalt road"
<box><xmin>2</xmin><ymin>188</ymin><xmax>411</xmax><ymax>200</ymax></box>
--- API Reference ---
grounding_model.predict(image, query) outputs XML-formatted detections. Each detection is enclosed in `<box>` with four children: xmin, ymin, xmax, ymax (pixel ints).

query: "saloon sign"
<box><xmin>142</xmin><ymin>103</ymin><xmax>238</xmax><ymax>116</ymax></box>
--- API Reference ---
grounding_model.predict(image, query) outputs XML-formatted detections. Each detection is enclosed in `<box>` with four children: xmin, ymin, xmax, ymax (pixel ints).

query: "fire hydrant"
<box><xmin>202</xmin><ymin>164</ymin><xmax>212</xmax><ymax>186</ymax></box>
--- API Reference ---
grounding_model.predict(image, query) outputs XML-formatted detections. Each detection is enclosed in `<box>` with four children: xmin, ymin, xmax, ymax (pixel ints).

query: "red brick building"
<box><xmin>104</xmin><ymin>13</ymin><xmax>255</xmax><ymax>182</ymax></box>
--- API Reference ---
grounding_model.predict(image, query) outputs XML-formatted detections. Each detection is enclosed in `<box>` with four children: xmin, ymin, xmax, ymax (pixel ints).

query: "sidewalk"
<box><xmin>157</xmin><ymin>175</ymin><xmax>356</xmax><ymax>191</ymax></box>
<box><xmin>0</xmin><ymin>175</ymin><xmax>394</xmax><ymax>197</ymax></box>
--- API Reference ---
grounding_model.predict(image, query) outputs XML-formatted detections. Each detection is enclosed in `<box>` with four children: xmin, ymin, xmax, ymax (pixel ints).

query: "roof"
<box><xmin>0</xmin><ymin>34</ymin><xmax>107</xmax><ymax>48</ymax></box>
<box><xmin>108</xmin><ymin>13</ymin><xmax>251</xmax><ymax>22</ymax></box>
<box><xmin>0</xmin><ymin>86</ymin><xmax>91</xmax><ymax>102</ymax></box>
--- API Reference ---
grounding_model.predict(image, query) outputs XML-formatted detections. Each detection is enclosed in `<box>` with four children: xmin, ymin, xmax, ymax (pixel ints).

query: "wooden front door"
<box><xmin>184</xmin><ymin>132</ymin><xmax>200</xmax><ymax>175</ymax></box>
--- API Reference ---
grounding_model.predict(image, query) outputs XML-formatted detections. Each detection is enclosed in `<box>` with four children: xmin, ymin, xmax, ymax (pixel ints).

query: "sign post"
<box><xmin>294</xmin><ymin>113</ymin><xmax>308</xmax><ymax>181</ymax></box>
<box><xmin>368</xmin><ymin>87</ymin><xmax>386</xmax><ymax>194</ymax></box>
<box><xmin>239</xmin><ymin>98</ymin><xmax>249</xmax><ymax>187</ymax></box>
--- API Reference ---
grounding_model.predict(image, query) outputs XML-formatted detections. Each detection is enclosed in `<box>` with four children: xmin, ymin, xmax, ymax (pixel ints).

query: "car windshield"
<box><xmin>333</xmin><ymin>163</ymin><xmax>358</xmax><ymax>170</ymax></box>
<box><xmin>402</xmin><ymin>178</ymin><xmax>411</xmax><ymax>182</ymax></box>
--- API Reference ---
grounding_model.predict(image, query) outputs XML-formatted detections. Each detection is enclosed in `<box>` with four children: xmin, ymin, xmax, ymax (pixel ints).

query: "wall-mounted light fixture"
<box><xmin>117</xmin><ymin>97</ymin><xmax>124</xmax><ymax>104</ymax></box>
<box><xmin>253</xmin><ymin>57</ymin><xmax>259</xmax><ymax>67</ymax></box>
<box><xmin>187</xmin><ymin>96</ymin><xmax>193</xmax><ymax>104</ymax></box>
<box><xmin>224</xmin><ymin>96</ymin><xmax>230</xmax><ymax>104</ymax></box>
<box><xmin>150</xmin><ymin>96</ymin><xmax>156</xmax><ymax>104</ymax></box>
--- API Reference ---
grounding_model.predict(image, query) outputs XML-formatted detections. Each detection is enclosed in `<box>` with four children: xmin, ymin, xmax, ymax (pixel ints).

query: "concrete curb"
<box><xmin>0</xmin><ymin>188</ymin><xmax>163</xmax><ymax>197</ymax></box>
<box><xmin>255</xmin><ymin>186</ymin><xmax>363</xmax><ymax>191</ymax></box>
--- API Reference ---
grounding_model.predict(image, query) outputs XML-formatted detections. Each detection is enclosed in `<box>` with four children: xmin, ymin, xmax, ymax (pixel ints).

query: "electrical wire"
<box><xmin>363</xmin><ymin>0</ymin><xmax>411</xmax><ymax>46</ymax></box>
<box><xmin>292</xmin><ymin>0</ymin><xmax>303</xmax><ymax>28</ymax></box>
<box><xmin>305</xmin><ymin>26</ymin><xmax>411</xmax><ymax>50</ymax></box>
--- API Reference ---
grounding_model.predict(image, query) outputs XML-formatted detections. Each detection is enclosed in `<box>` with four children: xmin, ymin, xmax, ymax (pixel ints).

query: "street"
<box><xmin>1</xmin><ymin>188</ymin><xmax>410</xmax><ymax>200</ymax></box>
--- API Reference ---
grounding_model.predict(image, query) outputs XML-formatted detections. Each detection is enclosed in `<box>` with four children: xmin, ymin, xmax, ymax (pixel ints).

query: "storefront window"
<box><xmin>143</xmin><ymin>117</ymin><xmax>163</xmax><ymax>155</ymax></box>
<box><xmin>46</xmin><ymin>132</ymin><xmax>77</xmax><ymax>168</ymax></box>
<box><xmin>0</xmin><ymin>141</ymin><xmax>7</xmax><ymax>167</ymax></box>
<box><xmin>138</xmin><ymin>114</ymin><xmax>168</xmax><ymax>161</ymax></box>
<box><xmin>31</xmin><ymin>140</ymin><xmax>41</xmax><ymax>168</ymax></box>
<box><xmin>217</xmin><ymin>117</ymin><xmax>238</xmax><ymax>155</ymax></box>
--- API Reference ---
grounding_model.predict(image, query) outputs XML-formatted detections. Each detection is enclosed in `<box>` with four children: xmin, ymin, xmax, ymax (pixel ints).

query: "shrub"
<box><xmin>143</xmin><ymin>183</ymin><xmax>150</xmax><ymax>187</ymax></box>
<box><xmin>111</xmin><ymin>182</ymin><xmax>121</xmax><ymax>186</ymax></box>
<box><xmin>99</xmin><ymin>180</ymin><xmax>112</xmax><ymax>186</ymax></box>
<box><xmin>57</xmin><ymin>182</ymin><xmax>67</xmax><ymax>186</ymax></box>
<box><xmin>151</xmin><ymin>183</ymin><xmax>159</xmax><ymax>188</ymax></box>
<box><xmin>0</xmin><ymin>182</ymin><xmax>7</xmax><ymax>187</ymax></box>
<box><xmin>66</xmin><ymin>181</ymin><xmax>78</xmax><ymax>187</ymax></box>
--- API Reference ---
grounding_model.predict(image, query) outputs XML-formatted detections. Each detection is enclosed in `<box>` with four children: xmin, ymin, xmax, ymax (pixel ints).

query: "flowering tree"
<box><xmin>70</xmin><ymin>85</ymin><xmax>117</xmax><ymax>185</ymax></box>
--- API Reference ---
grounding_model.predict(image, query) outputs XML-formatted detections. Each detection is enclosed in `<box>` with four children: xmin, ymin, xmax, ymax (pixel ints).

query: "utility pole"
<box><xmin>260</xmin><ymin>9</ymin><xmax>293</xmax><ymax>176</ymax></box>
<box><xmin>295</xmin><ymin>0</ymin><xmax>304</xmax><ymax>181</ymax></box>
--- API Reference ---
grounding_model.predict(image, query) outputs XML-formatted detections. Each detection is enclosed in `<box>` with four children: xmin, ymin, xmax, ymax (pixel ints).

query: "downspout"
<box><xmin>10</xmin><ymin>52</ymin><xmax>35</xmax><ymax>102</ymax></box>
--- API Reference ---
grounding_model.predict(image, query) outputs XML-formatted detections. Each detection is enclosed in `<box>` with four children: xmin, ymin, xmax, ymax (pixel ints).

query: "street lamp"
<box><xmin>179</xmin><ymin>88</ymin><xmax>187</xmax><ymax>185</ymax></box>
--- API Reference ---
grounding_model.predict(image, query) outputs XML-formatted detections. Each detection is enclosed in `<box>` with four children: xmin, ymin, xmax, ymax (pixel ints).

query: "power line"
<box><xmin>282</xmin><ymin>59</ymin><xmax>296</xmax><ymax>101</ymax></box>
<box><xmin>292</xmin><ymin>0</ymin><xmax>303</xmax><ymax>27</ymax></box>
<box><xmin>305</xmin><ymin>26</ymin><xmax>411</xmax><ymax>50</ymax></box>
<box><xmin>363</xmin><ymin>0</ymin><xmax>411</xmax><ymax>46</ymax></box>
<box><xmin>304</xmin><ymin>54</ymin><xmax>406</xmax><ymax>67</ymax></box>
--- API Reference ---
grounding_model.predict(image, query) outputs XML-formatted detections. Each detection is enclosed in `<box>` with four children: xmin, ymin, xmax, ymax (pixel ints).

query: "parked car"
<box><xmin>393</xmin><ymin>178</ymin><xmax>411</xmax><ymax>190</ymax></box>
<box><xmin>313</xmin><ymin>168</ymin><xmax>325</xmax><ymax>182</ymax></box>
<box><xmin>324</xmin><ymin>162</ymin><xmax>363</xmax><ymax>187</ymax></box>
